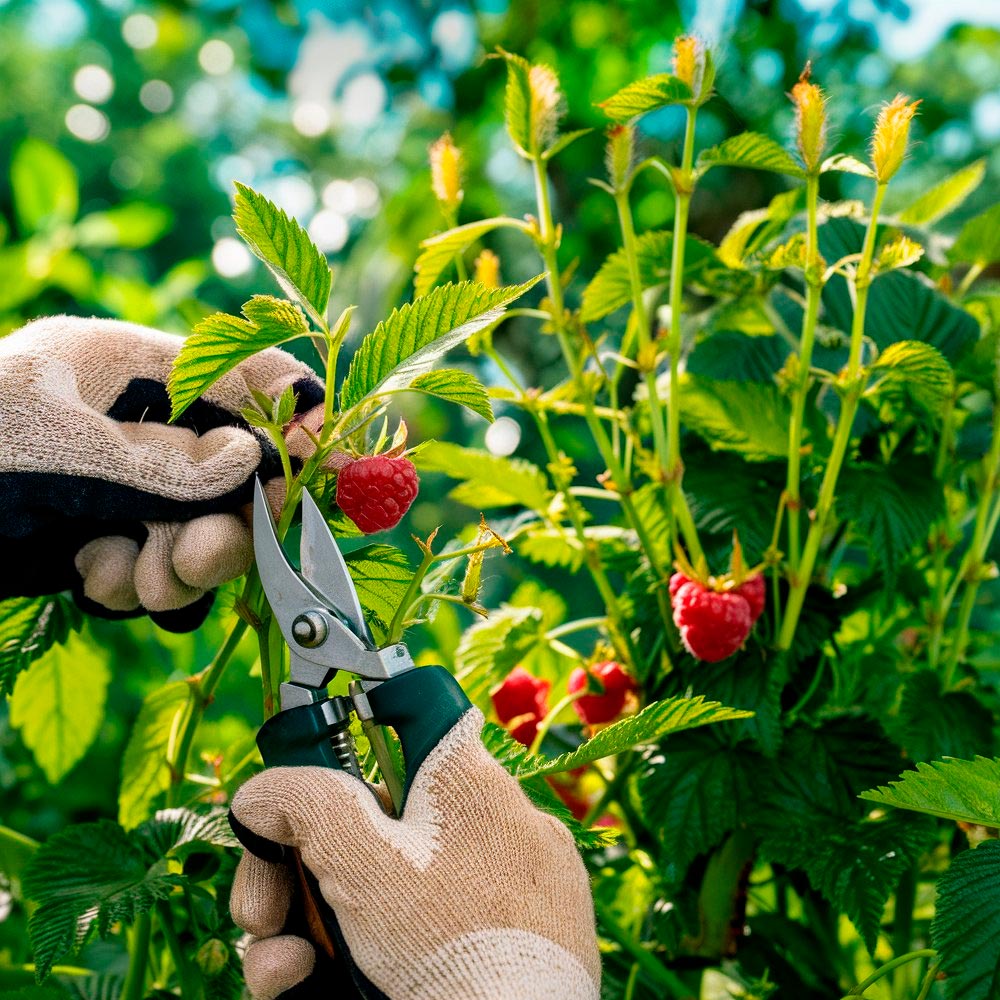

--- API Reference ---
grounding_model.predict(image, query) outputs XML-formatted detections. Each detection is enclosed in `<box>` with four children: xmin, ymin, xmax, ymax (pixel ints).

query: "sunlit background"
<box><xmin>2</xmin><ymin>0</ymin><xmax>1000</xmax><ymax>851</ymax></box>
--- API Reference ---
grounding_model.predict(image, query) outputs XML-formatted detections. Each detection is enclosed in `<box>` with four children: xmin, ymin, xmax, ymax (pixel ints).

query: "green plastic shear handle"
<box><xmin>228</xmin><ymin>483</ymin><xmax>472</xmax><ymax>1000</ymax></box>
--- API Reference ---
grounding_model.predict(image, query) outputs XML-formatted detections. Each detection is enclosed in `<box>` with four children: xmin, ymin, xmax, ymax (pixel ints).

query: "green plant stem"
<box><xmin>168</xmin><ymin>617</ymin><xmax>248</xmax><ymax>803</ymax></box>
<box><xmin>614</xmin><ymin>188</ymin><xmax>670</xmax><ymax>487</ymax></box>
<box><xmin>891</xmin><ymin>866</ymin><xmax>917</xmax><ymax>998</ymax></box>
<box><xmin>122</xmin><ymin>913</ymin><xmax>152</xmax><ymax>1000</ymax></box>
<box><xmin>914</xmin><ymin>958</ymin><xmax>943</xmax><ymax>1000</ymax></box>
<box><xmin>581</xmin><ymin>755</ymin><xmax>637</xmax><ymax>827</ymax></box>
<box><xmin>530</xmin><ymin>154</ymin><xmax>672</xmax><ymax>647</ymax></box>
<box><xmin>957</xmin><ymin>261</ymin><xmax>984</xmax><ymax>298</ymax></box>
<box><xmin>388</xmin><ymin>543</ymin><xmax>436</xmax><ymax>643</ymax></box>
<box><xmin>664</xmin><ymin>107</ymin><xmax>705</xmax><ymax>565</ymax></box>
<box><xmin>942</xmin><ymin>395</ymin><xmax>1000</xmax><ymax>687</ymax></box>
<box><xmin>546</xmin><ymin>616</ymin><xmax>608</xmax><ymax>640</ymax></box>
<box><xmin>594</xmin><ymin>900</ymin><xmax>693</xmax><ymax>999</ymax></box>
<box><xmin>777</xmin><ymin>183</ymin><xmax>887</xmax><ymax>651</ymax></box>
<box><xmin>845</xmin><ymin>949</ymin><xmax>936</xmax><ymax>995</ymax></box>
<box><xmin>156</xmin><ymin>901</ymin><xmax>200</xmax><ymax>1000</ymax></box>
<box><xmin>527</xmin><ymin>689</ymin><xmax>587</xmax><ymax>755</ymax></box>
<box><xmin>784</xmin><ymin>173</ymin><xmax>822</xmax><ymax>572</ymax></box>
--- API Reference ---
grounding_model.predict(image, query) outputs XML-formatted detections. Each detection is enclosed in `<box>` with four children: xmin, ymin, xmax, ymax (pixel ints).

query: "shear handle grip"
<box><xmin>228</xmin><ymin>702</ymin><xmax>384</xmax><ymax>999</ymax></box>
<box><xmin>366</xmin><ymin>665</ymin><xmax>472</xmax><ymax>802</ymax></box>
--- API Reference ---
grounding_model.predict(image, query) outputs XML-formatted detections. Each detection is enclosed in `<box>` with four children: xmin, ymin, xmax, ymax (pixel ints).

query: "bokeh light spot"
<box><xmin>212</xmin><ymin>237</ymin><xmax>252</xmax><ymax>278</ymax></box>
<box><xmin>65</xmin><ymin>104</ymin><xmax>110</xmax><ymax>142</ymax></box>
<box><xmin>308</xmin><ymin>209</ymin><xmax>349</xmax><ymax>253</ymax></box>
<box><xmin>351</xmin><ymin>177</ymin><xmax>380</xmax><ymax>218</ymax></box>
<box><xmin>322</xmin><ymin>180</ymin><xmax>356</xmax><ymax>213</ymax></box>
<box><xmin>73</xmin><ymin>65</ymin><xmax>114</xmax><ymax>104</ymax></box>
<box><xmin>485</xmin><ymin>416</ymin><xmax>521</xmax><ymax>456</ymax></box>
<box><xmin>973</xmin><ymin>92</ymin><xmax>1000</xmax><ymax>142</ymax></box>
<box><xmin>199</xmin><ymin>39</ymin><xmax>235</xmax><ymax>75</ymax></box>
<box><xmin>341</xmin><ymin>72</ymin><xmax>387</xmax><ymax>128</ymax></box>
<box><xmin>122</xmin><ymin>13</ymin><xmax>158</xmax><ymax>49</ymax></box>
<box><xmin>431</xmin><ymin>9</ymin><xmax>477</xmax><ymax>72</ymax></box>
<box><xmin>291</xmin><ymin>101</ymin><xmax>330</xmax><ymax>137</ymax></box>
<box><xmin>139</xmin><ymin>80</ymin><xmax>173</xmax><ymax>113</ymax></box>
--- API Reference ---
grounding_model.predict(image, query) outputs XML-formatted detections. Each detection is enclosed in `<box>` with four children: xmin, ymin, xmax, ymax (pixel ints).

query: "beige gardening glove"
<box><xmin>0</xmin><ymin>315</ymin><xmax>323</xmax><ymax>631</ymax></box>
<box><xmin>229</xmin><ymin>708</ymin><xmax>601</xmax><ymax>1000</ymax></box>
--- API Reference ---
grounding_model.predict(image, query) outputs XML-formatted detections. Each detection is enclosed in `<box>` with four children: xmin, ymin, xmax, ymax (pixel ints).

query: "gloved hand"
<box><xmin>229</xmin><ymin>708</ymin><xmax>601</xmax><ymax>1000</ymax></box>
<box><xmin>0</xmin><ymin>315</ymin><xmax>323</xmax><ymax>631</ymax></box>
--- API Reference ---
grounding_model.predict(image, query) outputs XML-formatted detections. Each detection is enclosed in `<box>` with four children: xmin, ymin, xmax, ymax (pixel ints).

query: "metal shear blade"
<box><xmin>252</xmin><ymin>479</ymin><xmax>413</xmax><ymax>706</ymax></box>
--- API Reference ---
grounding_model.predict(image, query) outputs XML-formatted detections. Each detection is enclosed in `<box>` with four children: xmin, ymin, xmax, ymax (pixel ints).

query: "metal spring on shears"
<box><xmin>330</xmin><ymin>723</ymin><xmax>363</xmax><ymax>779</ymax></box>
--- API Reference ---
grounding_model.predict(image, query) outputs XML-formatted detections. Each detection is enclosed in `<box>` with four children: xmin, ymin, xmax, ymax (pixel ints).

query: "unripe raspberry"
<box><xmin>336</xmin><ymin>455</ymin><xmax>419</xmax><ymax>534</ymax></box>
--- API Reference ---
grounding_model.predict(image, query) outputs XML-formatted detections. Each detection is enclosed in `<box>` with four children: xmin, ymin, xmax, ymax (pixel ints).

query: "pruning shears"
<box><xmin>228</xmin><ymin>479</ymin><xmax>471</xmax><ymax>997</ymax></box>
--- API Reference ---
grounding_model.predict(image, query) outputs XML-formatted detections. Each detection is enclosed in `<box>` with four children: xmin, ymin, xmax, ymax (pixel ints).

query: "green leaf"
<box><xmin>698</xmin><ymin>132</ymin><xmax>805</xmax><ymax>178</ymax></box>
<box><xmin>134</xmin><ymin>807</ymin><xmax>238</xmax><ymax>862</ymax></box>
<box><xmin>407</xmin><ymin>369</ymin><xmax>494</xmax><ymax>422</ymax></box>
<box><xmin>454</xmin><ymin>606</ymin><xmax>546</xmax><ymax>705</ymax></box>
<box><xmin>168</xmin><ymin>295</ymin><xmax>311</xmax><ymax>419</ymax></box>
<box><xmin>519</xmin><ymin>525</ymin><xmax>634</xmax><ymax>573</ymax></box>
<box><xmin>630</xmin><ymin>730</ymin><xmax>749</xmax><ymax>873</ymax></box>
<box><xmin>893</xmin><ymin>671</ymin><xmax>995</xmax><ymax>764</ymax></box>
<box><xmin>0</xmin><ymin>824</ymin><xmax>39</xmax><ymax>889</ymax></box>
<box><xmin>10</xmin><ymin>635</ymin><xmax>110</xmax><ymax>784</ymax></box>
<box><xmin>837</xmin><ymin>459</ymin><xmax>944</xmax><ymax>581</ymax></box>
<box><xmin>480</xmin><ymin>724</ymin><xmax>618</xmax><ymax>850</ymax></box>
<box><xmin>11</xmin><ymin>138</ymin><xmax>79</xmax><ymax>233</ymax></box>
<box><xmin>22</xmin><ymin>820</ymin><xmax>183</xmax><ymax>980</ymax></box>
<box><xmin>580</xmin><ymin>230</ymin><xmax>716</xmax><ymax>323</ymax></box>
<box><xmin>518</xmin><ymin>696</ymin><xmax>752</xmax><ymax>778</ymax></box>
<box><xmin>414</xmin><ymin>218</ymin><xmax>524</xmax><ymax>298</ymax></box>
<box><xmin>897</xmin><ymin>159</ymin><xmax>986</xmax><ymax>226</ymax></box>
<box><xmin>339</xmin><ymin>277</ymin><xmax>541</xmax><ymax>411</ymax></box>
<box><xmin>597</xmin><ymin>74</ymin><xmax>693</xmax><ymax>122</ymax></box>
<box><xmin>949</xmin><ymin>203</ymin><xmax>1000</xmax><ymax>267</ymax></box>
<box><xmin>678</xmin><ymin>376</ymin><xmax>795</xmax><ymax>462</ymax></box>
<box><xmin>820</xmin><ymin>154</ymin><xmax>876</xmax><ymax>177</ymax></box>
<box><xmin>118</xmin><ymin>681</ymin><xmax>190</xmax><ymax>829</ymax></box>
<box><xmin>821</xmin><ymin>218</ymin><xmax>978</xmax><ymax>362</ymax></box>
<box><xmin>931</xmin><ymin>840</ymin><xmax>1000</xmax><ymax>1000</ymax></box>
<box><xmin>759</xmin><ymin>809</ymin><xmax>933</xmax><ymax>954</ymax></box>
<box><xmin>75</xmin><ymin>203</ymin><xmax>173</xmax><ymax>248</ymax></box>
<box><xmin>752</xmin><ymin>719</ymin><xmax>928</xmax><ymax>953</ymax></box>
<box><xmin>682</xmin><ymin>449</ymin><xmax>785</xmax><ymax>566</ymax></box>
<box><xmin>867</xmin><ymin>340</ymin><xmax>954</xmax><ymax>417</ymax></box>
<box><xmin>0</xmin><ymin>595</ymin><xmax>81</xmax><ymax>698</ymax></box>
<box><xmin>543</xmin><ymin>127</ymin><xmax>593</xmax><ymax>161</ymax></box>
<box><xmin>860</xmin><ymin>757</ymin><xmax>1000</xmax><ymax>827</ymax></box>
<box><xmin>343</xmin><ymin>544</ymin><xmax>414</xmax><ymax>642</ymax></box>
<box><xmin>495</xmin><ymin>49</ymin><xmax>563</xmax><ymax>157</ymax></box>
<box><xmin>414</xmin><ymin>441</ymin><xmax>551</xmax><ymax>514</ymax></box>
<box><xmin>232</xmin><ymin>182</ymin><xmax>331</xmax><ymax>327</ymax></box>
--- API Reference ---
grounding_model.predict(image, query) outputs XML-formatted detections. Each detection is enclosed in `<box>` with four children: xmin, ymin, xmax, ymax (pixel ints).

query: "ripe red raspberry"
<box><xmin>336</xmin><ymin>455</ymin><xmax>419</xmax><ymax>534</ymax></box>
<box><xmin>491</xmin><ymin>667</ymin><xmax>550</xmax><ymax>747</ymax></box>
<box><xmin>671</xmin><ymin>580</ymin><xmax>752</xmax><ymax>663</ymax></box>
<box><xmin>568</xmin><ymin>661</ymin><xmax>637</xmax><ymax>725</ymax></box>
<box><xmin>669</xmin><ymin>571</ymin><xmax>692</xmax><ymax>600</ymax></box>
<box><xmin>734</xmin><ymin>574</ymin><xmax>766</xmax><ymax>623</ymax></box>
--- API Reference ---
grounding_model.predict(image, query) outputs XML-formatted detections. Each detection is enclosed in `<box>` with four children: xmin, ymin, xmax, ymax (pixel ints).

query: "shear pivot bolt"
<box><xmin>292</xmin><ymin>611</ymin><xmax>328</xmax><ymax>648</ymax></box>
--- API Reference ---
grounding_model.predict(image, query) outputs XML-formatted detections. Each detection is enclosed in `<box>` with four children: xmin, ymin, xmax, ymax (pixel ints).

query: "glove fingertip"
<box><xmin>243</xmin><ymin>935</ymin><xmax>316</xmax><ymax>1000</ymax></box>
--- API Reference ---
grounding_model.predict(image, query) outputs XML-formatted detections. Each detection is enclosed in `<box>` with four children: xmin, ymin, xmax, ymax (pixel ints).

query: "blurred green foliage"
<box><xmin>3</xmin><ymin>0</ymin><xmax>1000</xmax><ymax>991</ymax></box>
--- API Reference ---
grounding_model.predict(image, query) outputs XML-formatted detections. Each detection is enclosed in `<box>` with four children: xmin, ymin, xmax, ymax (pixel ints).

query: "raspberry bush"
<box><xmin>3</xmin><ymin>32</ymin><xmax>1000</xmax><ymax>1000</ymax></box>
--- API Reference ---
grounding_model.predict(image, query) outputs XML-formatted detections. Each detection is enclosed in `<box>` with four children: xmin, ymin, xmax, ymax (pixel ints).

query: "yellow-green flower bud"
<box><xmin>605</xmin><ymin>124</ymin><xmax>635</xmax><ymax>191</ymax></box>
<box><xmin>871</xmin><ymin>94</ymin><xmax>920</xmax><ymax>183</ymax></box>
<box><xmin>789</xmin><ymin>68</ymin><xmax>827</xmax><ymax>172</ymax></box>
<box><xmin>429</xmin><ymin>133</ymin><xmax>463</xmax><ymax>213</ymax></box>
<box><xmin>473</xmin><ymin>249</ymin><xmax>501</xmax><ymax>288</ymax></box>
<box><xmin>672</xmin><ymin>35</ymin><xmax>713</xmax><ymax>105</ymax></box>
